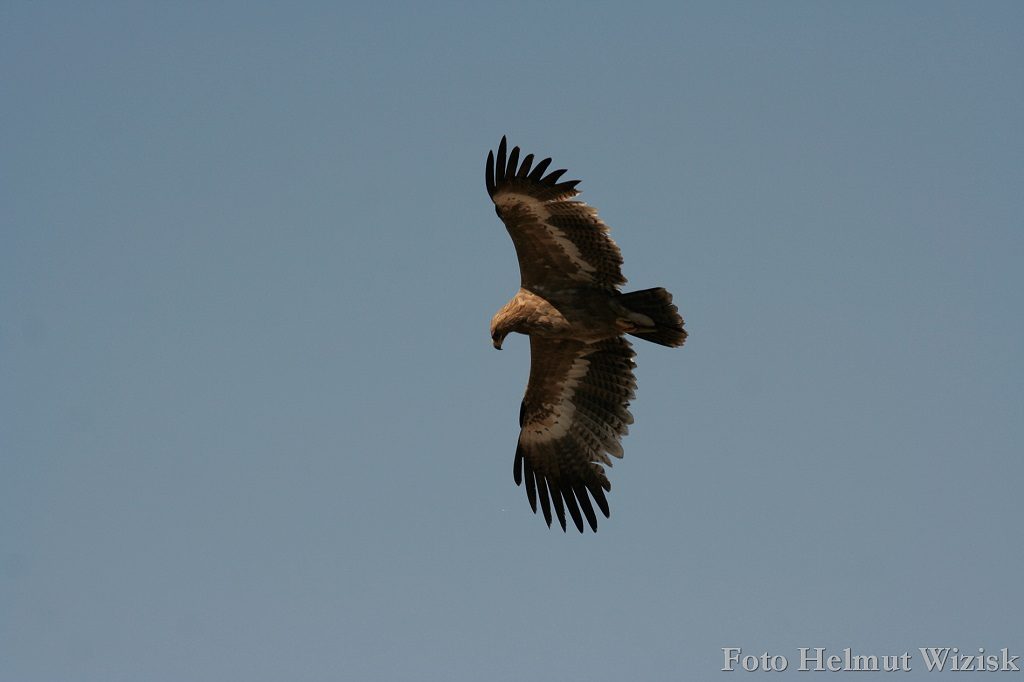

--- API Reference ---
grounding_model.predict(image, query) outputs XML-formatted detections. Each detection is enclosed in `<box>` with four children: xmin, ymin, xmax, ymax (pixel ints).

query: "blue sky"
<box><xmin>2</xmin><ymin>2</ymin><xmax>1022</xmax><ymax>679</ymax></box>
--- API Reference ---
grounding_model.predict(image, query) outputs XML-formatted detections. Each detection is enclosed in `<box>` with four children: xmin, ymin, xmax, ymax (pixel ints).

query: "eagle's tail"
<box><xmin>616</xmin><ymin>287</ymin><xmax>687</xmax><ymax>348</ymax></box>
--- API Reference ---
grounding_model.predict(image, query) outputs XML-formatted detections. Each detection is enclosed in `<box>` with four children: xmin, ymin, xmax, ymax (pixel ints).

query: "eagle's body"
<box><xmin>486</xmin><ymin>137</ymin><xmax>686</xmax><ymax>533</ymax></box>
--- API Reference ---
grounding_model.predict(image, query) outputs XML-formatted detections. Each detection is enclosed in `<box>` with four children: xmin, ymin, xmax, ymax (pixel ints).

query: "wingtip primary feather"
<box><xmin>575</xmin><ymin>483</ymin><xmax>599</xmax><ymax>531</ymax></box>
<box><xmin>536</xmin><ymin>475</ymin><xmax>553</xmax><ymax>527</ymax></box>
<box><xmin>562</xmin><ymin>484</ymin><xmax>585</xmax><ymax>533</ymax></box>
<box><xmin>496</xmin><ymin>137</ymin><xmax>507</xmax><ymax>185</ymax></box>
<box><xmin>525</xmin><ymin>466</ymin><xmax>538</xmax><ymax>512</ymax></box>
<box><xmin>528</xmin><ymin>157</ymin><xmax>552</xmax><ymax>181</ymax></box>
<box><xmin>517</xmin><ymin>153</ymin><xmax>534</xmax><ymax>178</ymax></box>
<box><xmin>506</xmin><ymin>146</ymin><xmax>520</xmax><ymax>181</ymax></box>
<box><xmin>592</xmin><ymin>485</ymin><xmax>610</xmax><ymax>518</ymax></box>
<box><xmin>513</xmin><ymin>443</ymin><xmax>523</xmax><ymax>485</ymax></box>
<box><xmin>550</xmin><ymin>486</ymin><xmax>568</xmax><ymax>532</ymax></box>
<box><xmin>542</xmin><ymin>168</ymin><xmax>568</xmax><ymax>185</ymax></box>
<box><xmin>485</xmin><ymin>150</ymin><xmax>496</xmax><ymax>197</ymax></box>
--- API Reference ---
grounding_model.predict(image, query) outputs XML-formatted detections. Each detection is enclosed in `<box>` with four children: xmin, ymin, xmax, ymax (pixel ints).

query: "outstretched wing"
<box><xmin>486</xmin><ymin>136</ymin><xmax>626</xmax><ymax>293</ymax></box>
<box><xmin>514</xmin><ymin>335</ymin><xmax>637</xmax><ymax>532</ymax></box>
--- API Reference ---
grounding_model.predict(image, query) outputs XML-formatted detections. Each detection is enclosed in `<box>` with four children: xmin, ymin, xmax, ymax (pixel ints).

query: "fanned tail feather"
<box><xmin>617</xmin><ymin>287</ymin><xmax>687</xmax><ymax>348</ymax></box>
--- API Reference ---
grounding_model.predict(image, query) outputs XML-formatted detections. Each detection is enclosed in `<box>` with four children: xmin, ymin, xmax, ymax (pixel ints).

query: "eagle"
<box><xmin>486</xmin><ymin>136</ymin><xmax>687</xmax><ymax>533</ymax></box>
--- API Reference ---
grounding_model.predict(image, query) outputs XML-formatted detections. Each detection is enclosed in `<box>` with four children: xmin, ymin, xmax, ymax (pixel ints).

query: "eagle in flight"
<box><xmin>486</xmin><ymin>136</ymin><xmax>687</xmax><ymax>533</ymax></box>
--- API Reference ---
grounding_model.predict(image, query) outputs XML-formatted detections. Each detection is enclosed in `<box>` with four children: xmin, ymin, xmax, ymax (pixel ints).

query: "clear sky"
<box><xmin>2</xmin><ymin>2</ymin><xmax>1022</xmax><ymax>680</ymax></box>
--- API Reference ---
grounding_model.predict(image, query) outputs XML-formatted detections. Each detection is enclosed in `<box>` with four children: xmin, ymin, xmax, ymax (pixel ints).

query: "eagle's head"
<box><xmin>490</xmin><ymin>303</ymin><xmax>519</xmax><ymax>350</ymax></box>
<box><xmin>491</xmin><ymin>292</ymin><xmax>532</xmax><ymax>350</ymax></box>
<box><xmin>490</xmin><ymin>317</ymin><xmax>509</xmax><ymax>350</ymax></box>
